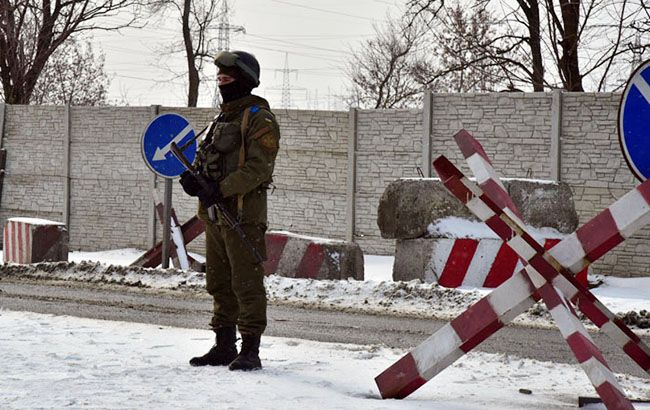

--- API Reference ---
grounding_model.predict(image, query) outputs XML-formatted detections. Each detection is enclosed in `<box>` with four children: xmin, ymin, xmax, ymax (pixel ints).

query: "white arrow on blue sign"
<box><xmin>619</xmin><ymin>59</ymin><xmax>650</xmax><ymax>182</ymax></box>
<box><xmin>141</xmin><ymin>113</ymin><xmax>198</xmax><ymax>178</ymax></box>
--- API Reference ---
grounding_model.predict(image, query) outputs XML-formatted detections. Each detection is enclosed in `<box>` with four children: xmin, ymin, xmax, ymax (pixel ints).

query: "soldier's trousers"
<box><xmin>205</xmin><ymin>222</ymin><xmax>267</xmax><ymax>336</ymax></box>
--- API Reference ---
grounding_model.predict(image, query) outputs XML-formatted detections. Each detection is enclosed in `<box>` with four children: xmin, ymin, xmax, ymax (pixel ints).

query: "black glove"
<box><xmin>179</xmin><ymin>171</ymin><xmax>222</xmax><ymax>207</ymax></box>
<box><xmin>197</xmin><ymin>182</ymin><xmax>223</xmax><ymax>208</ymax></box>
<box><xmin>179</xmin><ymin>171</ymin><xmax>202</xmax><ymax>197</ymax></box>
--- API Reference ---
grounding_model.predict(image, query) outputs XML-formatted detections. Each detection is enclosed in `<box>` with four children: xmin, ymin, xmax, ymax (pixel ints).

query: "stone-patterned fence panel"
<box><xmin>0</xmin><ymin>91</ymin><xmax>648</xmax><ymax>278</ymax></box>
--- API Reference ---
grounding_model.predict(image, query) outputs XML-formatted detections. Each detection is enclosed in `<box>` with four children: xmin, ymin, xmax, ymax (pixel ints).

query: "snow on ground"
<box><xmin>69</xmin><ymin>245</ymin><xmax>650</xmax><ymax>326</ymax></box>
<box><xmin>1</xmin><ymin>309</ymin><xmax>648</xmax><ymax>409</ymax></box>
<box><xmin>2</xmin><ymin>248</ymin><xmax>649</xmax><ymax>332</ymax></box>
<box><xmin>1</xmin><ymin>248</ymin><xmax>650</xmax><ymax>407</ymax></box>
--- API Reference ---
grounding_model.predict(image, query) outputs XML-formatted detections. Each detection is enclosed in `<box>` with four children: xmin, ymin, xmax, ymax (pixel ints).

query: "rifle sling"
<box><xmin>237</xmin><ymin>108</ymin><xmax>251</xmax><ymax>219</ymax></box>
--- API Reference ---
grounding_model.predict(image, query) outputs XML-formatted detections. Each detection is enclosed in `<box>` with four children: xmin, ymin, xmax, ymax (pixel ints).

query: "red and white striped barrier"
<box><xmin>458</xmin><ymin>129</ymin><xmax>633</xmax><ymax>408</ymax></box>
<box><xmin>376</xmin><ymin>130</ymin><xmax>649</xmax><ymax>406</ymax></box>
<box><xmin>535</xmin><ymin>276</ymin><xmax>632</xmax><ymax>409</ymax></box>
<box><xmin>427</xmin><ymin>236</ymin><xmax>588</xmax><ymax>288</ymax></box>
<box><xmin>429</xmin><ymin>130</ymin><xmax>590</xmax><ymax>288</ymax></box>
<box><xmin>435</xmin><ymin>156</ymin><xmax>650</xmax><ymax>369</ymax></box>
<box><xmin>263</xmin><ymin>231</ymin><xmax>364</xmax><ymax>280</ymax></box>
<box><xmin>3</xmin><ymin>217</ymin><xmax>68</xmax><ymax>264</ymax></box>
<box><xmin>455</xmin><ymin>131</ymin><xmax>650</xmax><ymax>364</ymax></box>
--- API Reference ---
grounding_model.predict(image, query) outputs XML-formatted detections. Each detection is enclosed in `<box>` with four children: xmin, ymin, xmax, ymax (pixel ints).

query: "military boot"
<box><xmin>189</xmin><ymin>326</ymin><xmax>238</xmax><ymax>366</ymax></box>
<box><xmin>228</xmin><ymin>333</ymin><xmax>262</xmax><ymax>371</ymax></box>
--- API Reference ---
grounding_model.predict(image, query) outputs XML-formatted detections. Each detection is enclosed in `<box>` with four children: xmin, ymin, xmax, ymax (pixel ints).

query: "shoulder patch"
<box><xmin>250</xmin><ymin>105</ymin><xmax>260</xmax><ymax>114</ymax></box>
<box><xmin>260</xmin><ymin>133</ymin><xmax>279</xmax><ymax>152</ymax></box>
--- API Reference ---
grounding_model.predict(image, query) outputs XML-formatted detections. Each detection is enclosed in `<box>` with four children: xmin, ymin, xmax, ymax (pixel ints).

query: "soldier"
<box><xmin>179</xmin><ymin>50</ymin><xmax>280</xmax><ymax>371</ymax></box>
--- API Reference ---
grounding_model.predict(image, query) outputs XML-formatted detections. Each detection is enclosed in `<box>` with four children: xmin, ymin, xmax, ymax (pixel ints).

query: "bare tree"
<box><xmin>30</xmin><ymin>37</ymin><xmax>110</xmax><ymax>105</ymax></box>
<box><xmin>406</xmin><ymin>0</ymin><xmax>547</xmax><ymax>90</ymax></box>
<box><xmin>347</xmin><ymin>18</ymin><xmax>427</xmax><ymax>108</ymax></box>
<box><xmin>546</xmin><ymin>0</ymin><xmax>583</xmax><ymax>90</ymax></box>
<box><xmin>348</xmin><ymin>3</ymin><xmax>504</xmax><ymax>107</ymax></box>
<box><xmin>0</xmin><ymin>0</ymin><xmax>142</xmax><ymax>104</ymax></box>
<box><xmin>513</xmin><ymin>0</ymin><xmax>545</xmax><ymax>90</ymax></box>
<box><xmin>149</xmin><ymin>0</ymin><xmax>221</xmax><ymax>107</ymax></box>
<box><xmin>545</xmin><ymin>0</ymin><xmax>650</xmax><ymax>91</ymax></box>
<box><xmin>418</xmin><ymin>3</ymin><xmax>504</xmax><ymax>92</ymax></box>
<box><xmin>405</xmin><ymin>0</ymin><xmax>650</xmax><ymax>91</ymax></box>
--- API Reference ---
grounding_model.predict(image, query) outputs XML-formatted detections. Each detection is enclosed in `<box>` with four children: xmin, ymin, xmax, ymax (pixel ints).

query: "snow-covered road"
<box><xmin>1</xmin><ymin>310</ymin><xmax>648</xmax><ymax>409</ymax></box>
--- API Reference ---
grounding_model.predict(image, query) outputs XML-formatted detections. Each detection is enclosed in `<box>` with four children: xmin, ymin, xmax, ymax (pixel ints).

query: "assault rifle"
<box><xmin>170</xmin><ymin>142</ymin><xmax>265</xmax><ymax>264</ymax></box>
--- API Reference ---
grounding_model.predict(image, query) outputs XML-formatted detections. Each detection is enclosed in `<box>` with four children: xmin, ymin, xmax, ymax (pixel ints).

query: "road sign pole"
<box><xmin>141</xmin><ymin>112</ymin><xmax>199</xmax><ymax>269</ymax></box>
<box><xmin>161</xmin><ymin>178</ymin><xmax>173</xmax><ymax>269</ymax></box>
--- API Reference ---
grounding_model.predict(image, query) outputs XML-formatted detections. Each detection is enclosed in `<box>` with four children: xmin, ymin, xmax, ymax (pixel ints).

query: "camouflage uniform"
<box><xmin>194</xmin><ymin>94</ymin><xmax>280</xmax><ymax>336</ymax></box>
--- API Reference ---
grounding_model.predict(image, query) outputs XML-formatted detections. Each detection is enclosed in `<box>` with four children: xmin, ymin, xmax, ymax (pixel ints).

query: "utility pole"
<box><xmin>267</xmin><ymin>52</ymin><xmax>306</xmax><ymax>109</ymax></box>
<box><xmin>278</xmin><ymin>53</ymin><xmax>297</xmax><ymax>109</ymax></box>
<box><xmin>212</xmin><ymin>0</ymin><xmax>245</xmax><ymax>107</ymax></box>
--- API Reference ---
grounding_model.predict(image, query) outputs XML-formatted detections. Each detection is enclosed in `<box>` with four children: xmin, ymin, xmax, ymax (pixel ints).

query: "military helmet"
<box><xmin>214</xmin><ymin>50</ymin><xmax>260</xmax><ymax>88</ymax></box>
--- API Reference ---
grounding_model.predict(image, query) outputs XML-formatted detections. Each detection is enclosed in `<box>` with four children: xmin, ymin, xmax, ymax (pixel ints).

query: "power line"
<box><xmin>246</xmin><ymin>33</ymin><xmax>351</xmax><ymax>55</ymax></box>
<box><xmin>98</xmin><ymin>0</ymin><xmax>394</xmax><ymax>109</ymax></box>
<box><xmin>233</xmin><ymin>39</ymin><xmax>343</xmax><ymax>63</ymax></box>
<box><xmin>247</xmin><ymin>33</ymin><xmax>374</xmax><ymax>39</ymax></box>
<box><xmin>113</xmin><ymin>74</ymin><xmax>184</xmax><ymax>85</ymax></box>
<box><xmin>267</xmin><ymin>0</ymin><xmax>379</xmax><ymax>22</ymax></box>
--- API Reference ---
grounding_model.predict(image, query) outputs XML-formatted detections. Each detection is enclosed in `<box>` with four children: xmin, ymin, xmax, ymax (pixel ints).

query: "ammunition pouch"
<box><xmin>195</xmin><ymin>120</ymin><xmax>243</xmax><ymax>181</ymax></box>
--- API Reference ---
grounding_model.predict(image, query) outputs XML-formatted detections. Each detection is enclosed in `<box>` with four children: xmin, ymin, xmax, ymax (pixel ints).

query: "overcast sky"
<box><xmin>93</xmin><ymin>0</ymin><xmax>404</xmax><ymax>110</ymax></box>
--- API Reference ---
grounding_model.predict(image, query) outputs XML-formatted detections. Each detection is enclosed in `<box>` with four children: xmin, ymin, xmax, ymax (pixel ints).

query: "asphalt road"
<box><xmin>1</xmin><ymin>276</ymin><xmax>648</xmax><ymax>379</ymax></box>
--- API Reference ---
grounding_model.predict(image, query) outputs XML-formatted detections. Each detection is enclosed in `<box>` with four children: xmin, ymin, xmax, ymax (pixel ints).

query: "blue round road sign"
<box><xmin>619</xmin><ymin>59</ymin><xmax>650</xmax><ymax>181</ymax></box>
<box><xmin>141</xmin><ymin>113</ymin><xmax>197</xmax><ymax>178</ymax></box>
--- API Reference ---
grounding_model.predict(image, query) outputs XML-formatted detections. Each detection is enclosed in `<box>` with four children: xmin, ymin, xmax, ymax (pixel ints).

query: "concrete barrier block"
<box><xmin>392</xmin><ymin>237</ymin><xmax>435</xmax><ymax>282</ymax></box>
<box><xmin>377</xmin><ymin>179</ymin><xmax>475</xmax><ymax>240</ymax></box>
<box><xmin>507</xmin><ymin>179</ymin><xmax>578</xmax><ymax>234</ymax></box>
<box><xmin>264</xmin><ymin>231</ymin><xmax>364</xmax><ymax>280</ymax></box>
<box><xmin>377</xmin><ymin>179</ymin><xmax>578</xmax><ymax>239</ymax></box>
<box><xmin>3</xmin><ymin>217</ymin><xmax>68</xmax><ymax>264</ymax></box>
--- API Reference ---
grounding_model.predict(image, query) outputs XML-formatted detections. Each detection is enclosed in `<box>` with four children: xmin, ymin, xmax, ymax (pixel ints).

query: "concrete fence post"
<box><xmin>0</xmin><ymin>103</ymin><xmax>6</xmax><ymax>149</ymax></box>
<box><xmin>0</xmin><ymin>103</ymin><xmax>6</xmax><ymax>221</ymax></box>
<box><xmin>63</xmin><ymin>104</ymin><xmax>72</xmax><ymax>229</ymax></box>
<box><xmin>345</xmin><ymin>108</ymin><xmax>358</xmax><ymax>242</ymax></box>
<box><xmin>550</xmin><ymin>90</ymin><xmax>563</xmax><ymax>181</ymax></box>
<box><xmin>422</xmin><ymin>90</ymin><xmax>433</xmax><ymax>177</ymax></box>
<box><xmin>149</xmin><ymin>105</ymin><xmax>160</xmax><ymax>248</ymax></box>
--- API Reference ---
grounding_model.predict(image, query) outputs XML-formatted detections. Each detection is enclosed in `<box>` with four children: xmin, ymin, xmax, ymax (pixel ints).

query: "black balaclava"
<box><xmin>218</xmin><ymin>66</ymin><xmax>254</xmax><ymax>103</ymax></box>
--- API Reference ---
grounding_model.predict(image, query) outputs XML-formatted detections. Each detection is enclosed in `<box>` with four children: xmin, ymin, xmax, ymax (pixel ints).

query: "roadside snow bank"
<box><xmin>1</xmin><ymin>261</ymin><xmax>648</xmax><ymax>332</ymax></box>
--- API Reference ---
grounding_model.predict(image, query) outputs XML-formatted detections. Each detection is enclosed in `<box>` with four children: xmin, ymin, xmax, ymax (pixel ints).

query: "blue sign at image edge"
<box><xmin>619</xmin><ymin>59</ymin><xmax>650</xmax><ymax>182</ymax></box>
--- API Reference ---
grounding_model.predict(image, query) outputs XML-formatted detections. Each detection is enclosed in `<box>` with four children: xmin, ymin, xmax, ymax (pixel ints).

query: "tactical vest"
<box><xmin>194</xmin><ymin>106</ymin><xmax>270</xmax><ymax>221</ymax></box>
<box><xmin>195</xmin><ymin>114</ymin><xmax>244</xmax><ymax>181</ymax></box>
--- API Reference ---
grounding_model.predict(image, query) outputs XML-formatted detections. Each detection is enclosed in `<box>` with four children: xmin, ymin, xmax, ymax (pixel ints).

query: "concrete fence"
<box><xmin>0</xmin><ymin>90</ymin><xmax>647</xmax><ymax>277</ymax></box>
